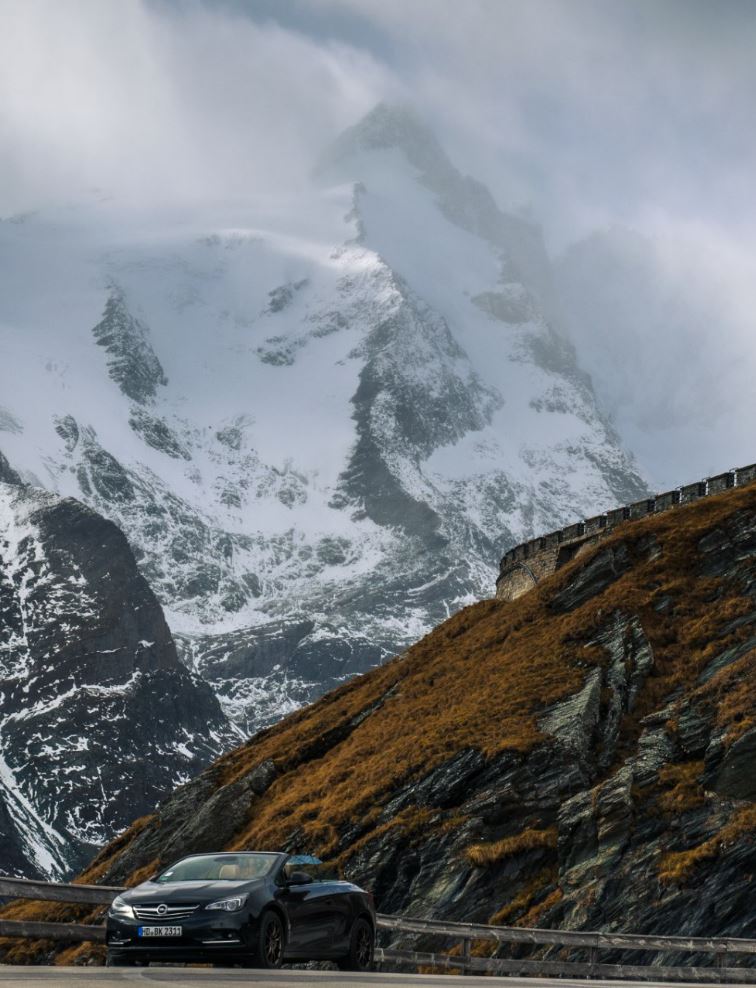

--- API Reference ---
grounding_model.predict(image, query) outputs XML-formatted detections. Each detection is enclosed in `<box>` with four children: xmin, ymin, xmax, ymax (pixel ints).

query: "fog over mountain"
<box><xmin>556</xmin><ymin>227</ymin><xmax>756</xmax><ymax>487</ymax></box>
<box><xmin>2</xmin><ymin>0</ymin><xmax>754</xmax><ymax>487</ymax></box>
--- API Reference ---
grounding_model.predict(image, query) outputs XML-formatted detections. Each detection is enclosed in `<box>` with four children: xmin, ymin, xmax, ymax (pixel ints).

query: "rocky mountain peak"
<box><xmin>320</xmin><ymin>104</ymin><xmax>557</xmax><ymax>313</ymax></box>
<box><xmin>319</xmin><ymin>102</ymin><xmax>457</xmax><ymax>184</ymax></box>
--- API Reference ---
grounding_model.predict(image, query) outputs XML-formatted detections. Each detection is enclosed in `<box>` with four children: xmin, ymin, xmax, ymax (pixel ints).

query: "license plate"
<box><xmin>138</xmin><ymin>926</ymin><xmax>182</xmax><ymax>937</ymax></box>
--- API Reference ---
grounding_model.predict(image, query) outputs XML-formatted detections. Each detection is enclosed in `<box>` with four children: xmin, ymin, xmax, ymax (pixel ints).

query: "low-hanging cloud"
<box><xmin>312</xmin><ymin>0</ymin><xmax>756</xmax><ymax>248</ymax></box>
<box><xmin>556</xmin><ymin>222</ymin><xmax>756</xmax><ymax>487</ymax></box>
<box><xmin>4</xmin><ymin>0</ymin><xmax>756</xmax><ymax>242</ymax></box>
<box><xmin>0</xmin><ymin>0</ymin><xmax>398</xmax><ymax>212</ymax></box>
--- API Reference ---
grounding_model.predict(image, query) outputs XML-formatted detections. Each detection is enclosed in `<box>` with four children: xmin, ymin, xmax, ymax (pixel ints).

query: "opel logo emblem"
<box><xmin>157</xmin><ymin>904</ymin><xmax>168</xmax><ymax>916</ymax></box>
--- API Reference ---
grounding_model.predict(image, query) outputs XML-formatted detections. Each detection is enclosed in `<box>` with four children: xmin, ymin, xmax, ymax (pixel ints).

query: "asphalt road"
<box><xmin>0</xmin><ymin>969</ymin><xmax>750</xmax><ymax>988</ymax></box>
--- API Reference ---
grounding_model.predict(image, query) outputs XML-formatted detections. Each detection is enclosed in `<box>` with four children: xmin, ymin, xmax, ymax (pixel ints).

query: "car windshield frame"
<box><xmin>154</xmin><ymin>852</ymin><xmax>280</xmax><ymax>884</ymax></box>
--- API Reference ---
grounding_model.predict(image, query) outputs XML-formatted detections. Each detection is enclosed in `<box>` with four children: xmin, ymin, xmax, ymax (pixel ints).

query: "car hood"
<box><xmin>123</xmin><ymin>878</ymin><xmax>265</xmax><ymax>903</ymax></box>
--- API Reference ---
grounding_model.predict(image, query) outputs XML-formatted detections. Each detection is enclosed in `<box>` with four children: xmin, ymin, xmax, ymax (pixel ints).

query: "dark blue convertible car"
<box><xmin>106</xmin><ymin>851</ymin><xmax>375</xmax><ymax>970</ymax></box>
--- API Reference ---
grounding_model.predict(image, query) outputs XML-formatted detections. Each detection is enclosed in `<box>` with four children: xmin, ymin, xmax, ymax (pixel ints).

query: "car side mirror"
<box><xmin>286</xmin><ymin>870</ymin><xmax>314</xmax><ymax>885</ymax></box>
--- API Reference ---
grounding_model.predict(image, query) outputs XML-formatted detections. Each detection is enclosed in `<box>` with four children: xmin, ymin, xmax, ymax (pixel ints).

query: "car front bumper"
<box><xmin>106</xmin><ymin>911</ymin><xmax>259</xmax><ymax>962</ymax></box>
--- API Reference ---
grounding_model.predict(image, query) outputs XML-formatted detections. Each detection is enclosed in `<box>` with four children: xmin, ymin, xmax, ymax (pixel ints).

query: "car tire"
<box><xmin>337</xmin><ymin>917</ymin><xmax>374</xmax><ymax>971</ymax></box>
<box><xmin>252</xmin><ymin>910</ymin><xmax>285</xmax><ymax>969</ymax></box>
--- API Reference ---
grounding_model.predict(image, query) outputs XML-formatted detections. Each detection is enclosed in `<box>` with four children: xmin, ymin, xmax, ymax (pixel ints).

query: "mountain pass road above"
<box><xmin>0</xmin><ymin>970</ymin><xmax>753</xmax><ymax>988</ymax></box>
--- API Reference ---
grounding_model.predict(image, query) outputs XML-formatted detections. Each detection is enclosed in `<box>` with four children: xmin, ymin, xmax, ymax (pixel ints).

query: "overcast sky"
<box><xmin>3</xmin><ymin>0</ymin><xmax>755</xmax><ymax>247</ymax></box>
<box><xmin>1</xmin><ymin>0</ymin><xmax>755</xmax><ymax>484</ymax></box>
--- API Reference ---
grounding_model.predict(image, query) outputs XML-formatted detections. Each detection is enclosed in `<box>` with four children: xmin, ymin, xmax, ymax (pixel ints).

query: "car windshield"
<box><xmin>155</xmin><ymin>853</ymin><xmax>277</xmax><ymax>883</ymax></box>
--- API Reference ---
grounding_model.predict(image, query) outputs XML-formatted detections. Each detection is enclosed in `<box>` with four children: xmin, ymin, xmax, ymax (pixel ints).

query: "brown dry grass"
<box><xmin>519</xmin><ymin>886</ymin><xmax>564</xmax><ymax>927</ymax></box>
<box><xmin>466</xmin><ymin>827</ymin><xmax>558</xmax><ymax>868</ymax></box>
<box><xmin>703</xmin><ymin>652</ymin><xmax>756</xmax><ymax>744</ymax></box>
<box><xmin>0</xmin><ymin>899</ymin><xmax>100</xmax><ymax>965</ymax></box>
<box><xmin>656</xmin><ymin>761</ymin><xmax>707</xmax><ymax>814</ymax></box>
<box><xmin>489</xmin><ymin>867</ymin><xmax>557</xmax><ymax>926</ymax></box>
<box><xmin>658</xmin><ymin>805</ymin><xmax>756</xmax><ymax>884</ymax></box>
<box><xmin>55</xmin><ymin>943</ymin><xmax>106</xmax><ymax>967</ymax></box>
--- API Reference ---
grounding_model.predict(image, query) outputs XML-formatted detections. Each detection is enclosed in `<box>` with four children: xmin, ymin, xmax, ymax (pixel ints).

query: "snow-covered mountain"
<box><xmin>0</xmin><ymin>105</ymin><xmax>648</xmax><ymax>743</ymax></box>
<box><xmin>0</xmin><ymin>476</ymin><xmax>237</xmax><ymax>878</ymax></box>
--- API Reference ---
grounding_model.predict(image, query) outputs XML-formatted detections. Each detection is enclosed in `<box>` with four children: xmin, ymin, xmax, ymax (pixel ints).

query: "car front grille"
<box><xmin>132</xmin><ymin>904</ymin><xmax>201</xmax><ymax>922</ymax></box>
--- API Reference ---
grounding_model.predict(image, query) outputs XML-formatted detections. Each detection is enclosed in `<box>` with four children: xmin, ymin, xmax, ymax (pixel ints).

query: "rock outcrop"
<box><xmin>0</xmin><ymin>453</ymin><xmax>21</xmax><ymax>487</ymax></box>
<box><xmin>92</xmin><ymin>285</ymin><xmax>168</xmax><ymax>404</ymax></box>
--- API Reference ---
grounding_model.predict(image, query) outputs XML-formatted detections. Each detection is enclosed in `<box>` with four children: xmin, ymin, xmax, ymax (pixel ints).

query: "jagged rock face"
<box><xmin>92</xmin><ymin>286</ymin><xmax>168</xmax><ymax>404</ymax></box>
<box><xmin>0</xmin><ymin>103</ymin><xmax>647</xmax><ymax>736</ymax></box>
<box><xmin>0</xmin><ymin>453</ymin><xmax>21</xmax><ymax>487</ymax></box>
<box><xmin>0</xmin><ymin>483</ymin><xmax>238</xmax><ymax>878</ymax></box>
<box><xmin>63</xmin><ymin>485</ymin><xmax>754</xmax><ymax>959</ymax></box>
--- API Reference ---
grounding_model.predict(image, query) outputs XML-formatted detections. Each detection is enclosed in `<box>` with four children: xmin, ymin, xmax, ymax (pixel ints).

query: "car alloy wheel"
<box><xmin>338</xmin><ymin>917</ymin><xmax>374</xmax><ymax>971</ymax></box>
<box><xmin>355</xmin><ymin>922</ymin><xmax>373</xmax><ymax>968</ymax></box>
<box><xmin>259</xmin><ymin>912</ymin><xmax>284</xmax><ymax>968</ymax></box>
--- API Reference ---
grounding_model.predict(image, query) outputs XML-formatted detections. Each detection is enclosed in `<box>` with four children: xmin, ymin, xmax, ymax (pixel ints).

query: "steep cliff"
<box><xmin>4</xmin><ymin>481</ymin><xmax>754</xmax><ymax>962</ymax></box>
<box><xmin>0</xmin><ymin>482</ymin><xmax>238</xmax><ymax>878</ymax></box>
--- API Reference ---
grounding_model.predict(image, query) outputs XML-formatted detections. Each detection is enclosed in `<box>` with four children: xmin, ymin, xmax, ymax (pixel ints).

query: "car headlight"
<box><xmin>206</xmin><ymin>894</ymin><xmax>248</xmax><ymax>912</ymax></box>
<box><xmin>109</xmin><ymin>895</ymin><xmax>135</xmax><ymax>919</ymax></box>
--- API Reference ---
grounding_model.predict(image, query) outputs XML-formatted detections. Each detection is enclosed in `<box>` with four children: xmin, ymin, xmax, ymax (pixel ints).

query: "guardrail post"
<box><xmin>588</xmin><ymin>945</ymin><xmax>598</xmax><ymax>979</ymax></box>
<box><xmin>462</xmin><ymin>937</ymin><xmax>471</xmax><ymax>975</ymax></box>
<box><xmin>715</xmin><ymin>949</ymin><xmax>729</xmax><ymax>983</ymax></box>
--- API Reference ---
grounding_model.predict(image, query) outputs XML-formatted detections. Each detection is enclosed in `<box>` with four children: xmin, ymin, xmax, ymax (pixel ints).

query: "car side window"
<box><xmin>283</xmin><ymin>858</ymin><xmax>339</xmax><ymax>883</ymax></box>
<box><xmin>283</xmin><ymin>864</ymin><xmax>310</xmax><ymax>883</ymax></box>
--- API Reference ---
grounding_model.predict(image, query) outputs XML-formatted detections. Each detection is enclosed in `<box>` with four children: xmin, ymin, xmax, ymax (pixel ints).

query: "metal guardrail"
<box><xmin>0</xmin><ymin>877</ymin><xmax>121</xmax><ymax>906</ymax></box>
<box><xmin>0</xmin><ymin>877</ymin><xmax>754</xmax><ymax>981</ymax></box>
<box><xmin>0</xmin><ymin>921</ymin><xmax>105</xmax><ymax>943</ymax></box>
<box><xmin>0</xmin><ymin>877</ymin><xmax>115</xmax><ymax>944</ymax></box>
<box><xmin>376</xmin><ymin>912</ymin><xmax>756</xmax><ymax>953</ymax></box>
<box><xmin>375</xmin><ymin>913</ymin><xmax>756</xmax><ymax>983</ymax></box>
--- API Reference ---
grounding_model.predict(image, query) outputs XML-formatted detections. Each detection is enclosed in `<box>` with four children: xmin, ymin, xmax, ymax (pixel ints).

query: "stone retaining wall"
<box><xmin>496</xmin><ymin>462</ymin><xmax>756</xmax><ymax>602</ymax></box>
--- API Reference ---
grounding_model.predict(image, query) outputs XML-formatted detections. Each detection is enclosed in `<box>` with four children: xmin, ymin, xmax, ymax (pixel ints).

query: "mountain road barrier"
<box><xmin>0</xmin><ymin>878</ymin><xmax>755</xmax><ymax>982</ymax></box>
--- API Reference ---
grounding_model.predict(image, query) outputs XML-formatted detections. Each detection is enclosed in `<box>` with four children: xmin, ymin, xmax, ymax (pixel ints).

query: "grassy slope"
<box><xmin>187</xmin><ymin>482</ymin><xmax>754</xmax><ymax>861</ymax></box>
<box><xmin>2</xmin><ymin>482</ymin><xmax>755</xmax><ymax>962</ymax></box>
